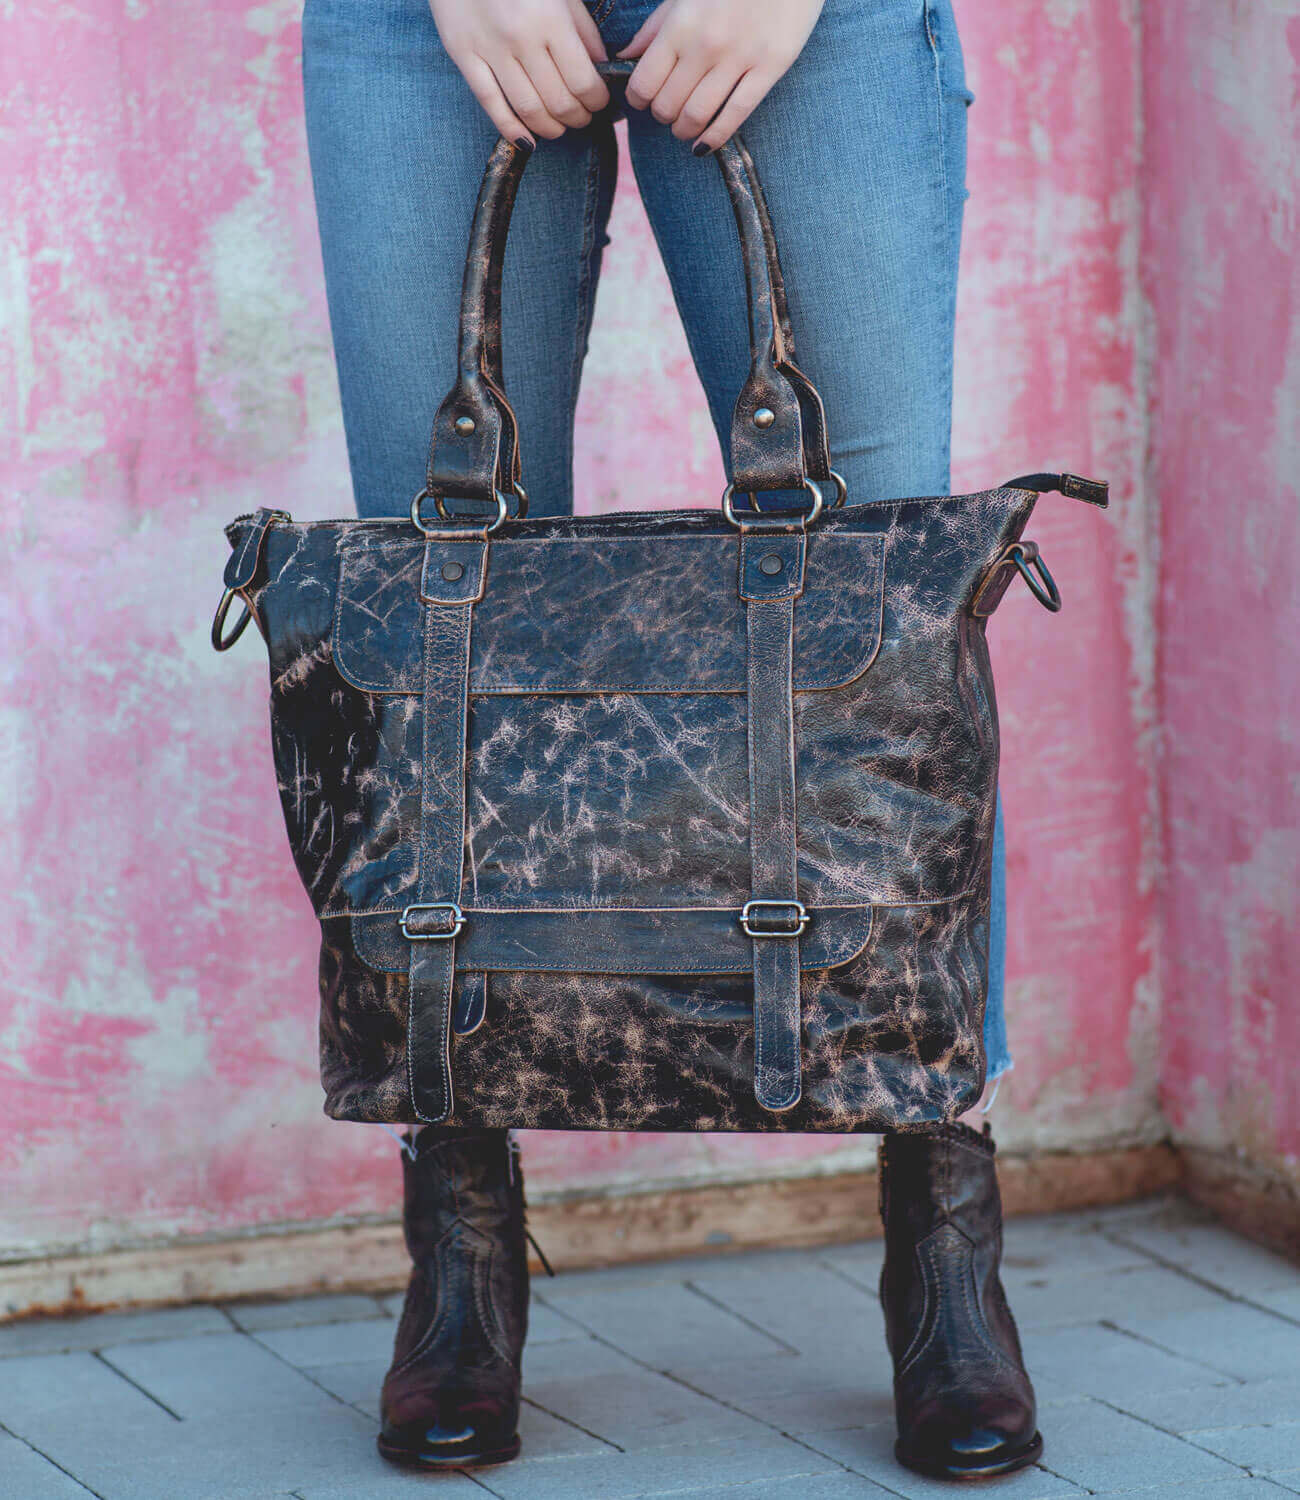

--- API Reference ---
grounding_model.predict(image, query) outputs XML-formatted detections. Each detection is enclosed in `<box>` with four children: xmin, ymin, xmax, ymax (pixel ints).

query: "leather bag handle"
<box><xmin>472</xmin><ymin>114</ymin><xmax>831</xmax><ymax>494</ymax></box>
<box><xmin>424</xmin><ymin>64</ymin><xmax>832</xmax><ymax>515</ymax></box>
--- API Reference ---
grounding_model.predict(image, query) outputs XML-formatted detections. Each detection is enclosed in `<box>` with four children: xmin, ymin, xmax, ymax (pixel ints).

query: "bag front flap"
<box><xmin>331</xmin><ymin>530</ymin><xmax>885</xmax><ymax>695</ymax></box>
<box><xmin>351</xmin><ymin>901</ymin><xmax>875</xmax><ymax>975</ymax></box>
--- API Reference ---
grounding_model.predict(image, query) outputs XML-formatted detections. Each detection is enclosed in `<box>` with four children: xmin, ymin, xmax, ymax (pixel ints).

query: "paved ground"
<box><xmin>1</xmin><ymin>1195</ymin><xmax>1298</xmax><ymax>1499</ymax></box>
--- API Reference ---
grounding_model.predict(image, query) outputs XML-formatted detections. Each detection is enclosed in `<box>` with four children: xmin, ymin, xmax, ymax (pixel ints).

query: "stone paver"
<box><xmin>537</xmin><ymin>1279</ymin><xmax>790</xmax><ymax>1365</ymax></box>
<box><xmin>1088</xmin><ymin>1482</ymin><xmax>1300</xmax><ymax>1499</ymax></box>
<box><xmin>0</xmin><ymin>1199</ymin><xmax>1296</xmax><ymax>1498</ymax></box>
<box><xmin>1019</xmin><ymin>1322</ymin><xmax>1236</xmax><ymax>1404</ymax></box>
<box><xmin>223</xmin><ymin>1293</ymin><xmax>387</xmax><ymax>1333</ymax></box>
<box><xmin>1106</xmin><ymin>1215</ymin><xmax>1300</xmax><ymax>1299</ymax></box>
<box><xmin>0</xmin><ymin>1428</ymin><xmax>92</xmax><ymax>1499</ymax></box>
<box><xmin>1121</xmin><ymin>1375</ymin><xmax>1300</xmax><ymax>1434</ymax></box>
<box><xmin>1027</xmin><ymin>1396</ymin><xmax>1246</xmax><ymax>1492</ymax></box>
<box><xmin>473</xmin><ymin>1434</ymin><xmax>840</xmax><ymax>1500</ymax></box>
<box><xmin>799</xmin><ymin>1421</ymin><xmax>1084</xmax><ymax>1498</ymax></box>
<box><xmin>101</xmin><ymin>1330</ymin><xmax>332</xmax><ymax>1417</ymax></box>
<box><xmin>249</xmin><ymin>1316</ymin><xmax>397</xmax><ymax>1370</ymax></box>
<box><xmin>1188</xmin><ymin>1424</ymin><xmax>1300</xmax><ymax>1475</ymax></box>
<box><xmin>1006</xmin><ymin>1263</ymin><xmax>1231</xmax><ymax>1329</ymax></box>
<box><xmin>1112</xmin><ymin>1300</ymin><xmax>1300</xmax><ymax>1381</ymax></box>
<box><xmin>0</xmin><ymin>1302</ymin><xmax>231</xmax><ymax>1359</ymax></box>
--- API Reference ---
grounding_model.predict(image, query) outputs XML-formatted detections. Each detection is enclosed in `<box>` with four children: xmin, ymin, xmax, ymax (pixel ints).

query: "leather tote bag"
<box><xmin>213</xmin><ymin>134</ymin><xmax>1107</xmax><ymax>1133</ymax></box>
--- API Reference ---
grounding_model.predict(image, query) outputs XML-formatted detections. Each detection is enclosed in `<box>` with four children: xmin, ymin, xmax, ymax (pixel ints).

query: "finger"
<box><xmin>647</xmin><ymin>54</ymin><xmax>713</xmax><ymax>129</ymax></box>
<box><xmin>520</xmin><ymin>45</ymin><xmax>594</xmax><ymax>128</ymax></box>
<box><xmin>671</xmin><ymin>64</ymin><xmax>738</xmax><ymax>143</ymax></box>
<box><xmin>691</xmin><ymin>67</ymin><xmax>774</xmax><ymax>153</ymax></box>
<box><xmin>617</xmin><ymin>4</ymin><xmax>666</xmax><ymax>60</ymax></box>
<box><xmin>566</xmin><ymin>0</ymin><xmax>609</xmax><ymax>64</ymax></box>
<box><xmin>550</xmin><ymin>22</ymin><xmax>610</xmax><ymax>112</ymax></box>
<box><xmin>460</xmin><ymin>54</ymin><xmax>535</xmax><ymax>146</ymax></box>
<box><xmin>624</xmin><ymin>36</ymin><xmax>676</xmax><ymax>110</ymax></box>
<box><xmin>492</xmin><ymin>54</ymin><xmax>568</xmax><ymax>139</ymax></box>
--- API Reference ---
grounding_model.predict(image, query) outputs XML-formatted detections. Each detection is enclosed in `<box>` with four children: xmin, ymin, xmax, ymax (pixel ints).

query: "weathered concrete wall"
<box><xmin>0</xmin><ymin>0</ymin><xmax>1177</xmax><ymax>1268</ymax></box>
<box><xmin>1145</xmin><ymin>3</ymin><xmax>1300</xmax><ymax>1207</ymax></box>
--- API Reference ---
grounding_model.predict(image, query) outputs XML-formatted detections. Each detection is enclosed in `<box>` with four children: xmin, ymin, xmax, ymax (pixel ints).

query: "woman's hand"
<box><xmin>429</xmin><ymin>0</ymin><xmax>610</xmax><ymax>146</ymax></box>
<box><xmin>620</xmin><ymin>0</ymin><xmax>825</xmax><ymax>152</ymax></box>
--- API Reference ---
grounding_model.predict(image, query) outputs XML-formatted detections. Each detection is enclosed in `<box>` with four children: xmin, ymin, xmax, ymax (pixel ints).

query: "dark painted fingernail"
<box><xmin>692</xmin><ymin>141</ymin><xmax>711</xmax><ymax>157</ymax></box>
<box><xmin>515</xmin><ymin>137</ymin><xmax>535</xmax><ymax>153</ymax></box>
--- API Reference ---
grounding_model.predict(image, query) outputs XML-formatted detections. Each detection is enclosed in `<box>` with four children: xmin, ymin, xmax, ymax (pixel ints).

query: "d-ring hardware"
<box><xmin>722</xmin><ymin>476</ymin><xmax>824</xmax><ymax>528</ymax></box>
<box><xmin>740</xmin><ymin>899</ymin><xmax>810</xmax><ymax>938</ymax></box>
<box><xmin>211</xmin><ymin>588</ymin><xmax>252</xmax><ymax>652</ymax></box>
<box><xmin>400</xmin><ymin>901</ymin><xmax>466</xmax><ymax>940</ymax></box>
<box><xmin>827</xmin><ymin>469</ymin><xmax>848</xmax><ymax>507</ymax></box>
<box><xmin>411</xmin><ymin>488</ymin><xmax>509</xmax><ymax>535</ymax></box>
<box><xmin>1011</xmin><ymin>543</ymin><xmax>1061</xmax><ymax>613</ymax></box>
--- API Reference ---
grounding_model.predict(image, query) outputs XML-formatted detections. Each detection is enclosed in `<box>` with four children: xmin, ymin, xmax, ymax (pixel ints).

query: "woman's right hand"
<box><xmin>429</xmin><ymin>0</ymin><xmax>610</xmax><ymax>146</ymax></box>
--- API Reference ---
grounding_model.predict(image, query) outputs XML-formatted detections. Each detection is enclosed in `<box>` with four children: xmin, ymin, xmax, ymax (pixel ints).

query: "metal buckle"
<box><xmin>400</xmin><ymin>901</ymin><xmax>466</xmax><ymax>940</ymax></box>
<box><xmin>411</xmin><ymin>488</ymin><xmax>510</xmax><ymax>535</ymax></box>
<box><xmin>722</xmin><ymin>476</ymin><xmax>824</xmax><ymax>528</ymax></box>
<box><xmin>739</xmin><ymin>899</ymin><xmax>810</xmax><ymax>938</ymax></box>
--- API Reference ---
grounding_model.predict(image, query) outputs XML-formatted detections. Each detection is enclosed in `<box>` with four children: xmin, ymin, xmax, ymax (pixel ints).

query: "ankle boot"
<box><xmin>878</xmin><ymin>1121</ymin><xmax>1041</xmax><ymax>1480</ymax></box>
<box><xmin>378</xmin><ymin>1127</ymin><xmax>528</xmax><ymax>1470</ymax></box>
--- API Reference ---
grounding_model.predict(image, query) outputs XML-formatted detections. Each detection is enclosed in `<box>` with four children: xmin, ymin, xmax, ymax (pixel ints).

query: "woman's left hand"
<box><xmin>620</xmin><ymin>0</ymin><xmax>826</xmax><ymax>152</ymax></box>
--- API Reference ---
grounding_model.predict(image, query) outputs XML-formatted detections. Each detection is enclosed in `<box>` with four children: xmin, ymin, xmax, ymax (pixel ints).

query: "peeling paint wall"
<box><xmin>1146</xmin><ymin>3</ymin><xmax>1300</xmax><ymax>1194</ymax></box>
<box><xmin>0</xmin><ymin>0</ymin><xmax>1251</xmax><ymax>1266</ymax></box>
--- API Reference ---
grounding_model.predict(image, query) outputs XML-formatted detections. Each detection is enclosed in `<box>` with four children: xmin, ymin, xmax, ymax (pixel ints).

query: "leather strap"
<box><xmin>351</xmin><ymin>901</ymin><xmax>876</xmax><ymax>976</ymax></box>
<box><xmin>426</xmin><ymin>80</ymin><xmax>822</xmax><ymax>506</ymax></box>
<box><xmin>729</xmin><ymin>137</ymin><xmax>834</xmax><ymax>487</ymax></box>
<box><xmin>738</xmin><ymin>520</ymin><xmax>808</xmax><ymax>1111</ymax></box>
<box><xmin>1001</xmin><ymin>472</ymin><xmax>1109</xmax><ymax>507</ymax></box>
<box><xmin>405</xmin><ymin>527</ymin><xmax>489</xmax><ymax>1123</ymax></box>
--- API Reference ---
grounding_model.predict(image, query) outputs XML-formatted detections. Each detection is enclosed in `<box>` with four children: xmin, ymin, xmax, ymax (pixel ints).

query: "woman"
<box><xmin>301</xmin><ymin>0</ymin><xmax>1036</xmax><ymax>1481</ymax></box>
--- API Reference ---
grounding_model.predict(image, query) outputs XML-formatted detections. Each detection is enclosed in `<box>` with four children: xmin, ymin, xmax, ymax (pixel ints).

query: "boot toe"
<box><xmin>896</xmin><ymin>1414</ymin><xmax>1042</xmax><ymax>1480</ymax></box>
<box><xmin>379</xmin><ymin>1398</ymin><xmax>520</xmax><ymax>1470</ymax></box>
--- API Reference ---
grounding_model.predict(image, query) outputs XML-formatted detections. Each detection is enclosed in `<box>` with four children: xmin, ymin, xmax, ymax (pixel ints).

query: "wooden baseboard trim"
<box><xmin>1181</xmin><ymin>1147</ymin><xmax>1300</xmax><ymax>1262</ymax></box>
<box><xmin>0</xmin><ymin>1143</ymin><xmax>1180</xmax><ymax>1322</ymax></box>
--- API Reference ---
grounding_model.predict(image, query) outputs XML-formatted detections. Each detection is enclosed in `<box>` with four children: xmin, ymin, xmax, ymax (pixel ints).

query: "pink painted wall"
<box><xmin>1146</xmin><ymin>3</ymin><xmax>1300</xmax><ymax>1192</ymax></box>
<box><xmin>0</xmin><ymin>0</ymin><xmax>1184</xmax><ymax>1265</ymax></box>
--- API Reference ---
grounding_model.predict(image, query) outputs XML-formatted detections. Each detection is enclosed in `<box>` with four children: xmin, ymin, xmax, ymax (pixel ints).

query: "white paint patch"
<box><xmin>125</xmin><ymin>985</ymin><xmax>210</xmax><ymax>1087</ymax></box>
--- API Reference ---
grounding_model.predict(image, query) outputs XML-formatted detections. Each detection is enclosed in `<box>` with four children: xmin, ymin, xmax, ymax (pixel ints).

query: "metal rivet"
<box><xmin>758</xmin><ymin>553</ymin><xmax>784</xmax><ymax>576</ymax></box>
<box><xmin>454</xmin><ymin>416</ymin><xmax>476</xmax><ymax>436</ymax></box>
<box><xmin>441</xmin><ymin>561</ymin><xmax>465</xmax><ymax>582</ymax></box>
<box><xmin>752</xmin><ymin>407</ymin><xmax>776</xmax><ymax>429</ymax></box>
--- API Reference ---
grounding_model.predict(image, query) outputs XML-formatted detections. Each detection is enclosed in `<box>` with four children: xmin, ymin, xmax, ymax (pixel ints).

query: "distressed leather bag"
<box><xmin>213</xmin><ymin>135</ymin><xmax>1107</xmax><ymax>1133</ymax></box>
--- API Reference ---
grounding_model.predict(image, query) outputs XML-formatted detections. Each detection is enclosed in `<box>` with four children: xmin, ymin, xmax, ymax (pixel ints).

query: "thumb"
<box><xmin>617</xmin><ymin>4</ymin><xmax>667</xmax><ymax>58</ymax></box>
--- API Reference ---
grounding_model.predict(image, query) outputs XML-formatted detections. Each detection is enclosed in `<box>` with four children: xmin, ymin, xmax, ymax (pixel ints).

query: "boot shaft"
<box><xmin>878</xmin><ymin>1121</ymin><xmax>1023</xmax><ymax>1374</ymax></box>
<box><xmin>401</xmin><ymin>1127</ymin><xmax>524</xmax><ymax>1262</ymax></box>
<box><xmin>879</xmin><ymin>1121</ymin><xmax>1004</xmax><ymax>1265</ymax></box>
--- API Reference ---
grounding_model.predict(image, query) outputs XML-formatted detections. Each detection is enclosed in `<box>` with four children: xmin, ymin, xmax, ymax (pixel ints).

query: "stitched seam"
<box><xmin>330</xmin><ymin>536</ymin><xmax>884</xmax><ymax>695</ymax></box>
<box><xmin>328</xmin><ymin>891</ymin><xmax>973</xmax><ymax>920</ymax></box>
<box><xmin>389</xmin><ymin>1237</ymin><xmax>452</xmax><ymax>1374</ymax></box>
<box><xmin>957</xmin><ymin>1240</ymin><xmax>1025</xmax><ymax>1378</ymax></box>
<box><xmin>242</xmin><ymin>492</ymin><xmax>1022</xmax><ymax>535</ymax></box>
<box><xmin>474</xmin><ymin>1241</ymin><xmax>516</xmax><ymax>1367</ymax></box>
<box><xmin>438</xmin><ymin>608</ymin><xmax>472</xmax><ymax>1114</ymax></box>
<box><xmin>895</xmin><ymin>1242</ymin><xmax>935</xmax><ymax>1375</ymax></box>
<box><xmin>923</xmin><ymin>0</ymin><xmax>948</xmax><ymax>214</ymax></box>
<box><xmin>329</xmin><ymin>672</ymin><xmax>875</xmax><ymax>697</ymax></box>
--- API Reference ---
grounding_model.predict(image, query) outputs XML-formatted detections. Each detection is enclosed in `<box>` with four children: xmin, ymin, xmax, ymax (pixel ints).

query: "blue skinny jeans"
<box><xmin>301</xmin><ymin>0</ymin><xmax>1011</xmax><ymax>1084</ymax></box>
